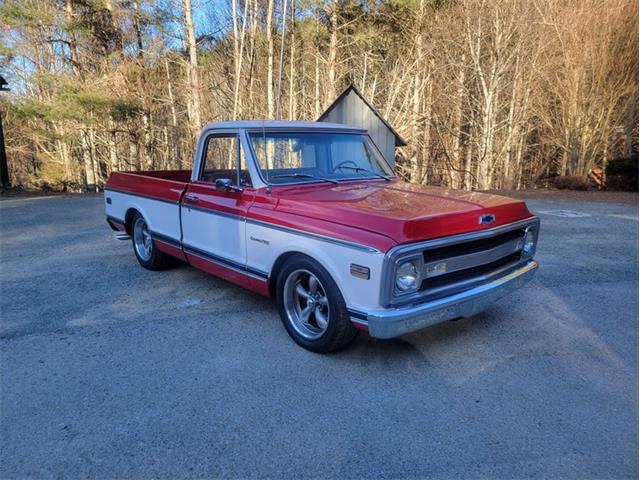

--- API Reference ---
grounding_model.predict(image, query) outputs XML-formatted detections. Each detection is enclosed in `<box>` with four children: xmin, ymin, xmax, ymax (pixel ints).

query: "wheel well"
<box><xmin>124</xmin><ymin>208</ymin><xmax>140</xmax><ymax>235</ymax></box>
<box><xmin>268</xmin><ymin>251</ymin><xmax>313</xmax><ymax>297</ymax></box>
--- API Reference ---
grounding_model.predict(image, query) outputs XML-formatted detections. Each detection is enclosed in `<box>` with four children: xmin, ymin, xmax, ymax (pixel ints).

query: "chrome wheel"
<box><xmin>283</xmin><ymin>269</ymin><xmax>330</xmax><ymax>340</ymax></box>
<box><xmin>133</xmin><ymin>217</ymin><xmax>153</xmax><ymax>261</ymax></box>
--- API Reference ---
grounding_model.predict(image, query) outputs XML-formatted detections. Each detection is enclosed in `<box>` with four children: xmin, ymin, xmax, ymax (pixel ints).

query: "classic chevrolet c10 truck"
<box><xmin>105</xmin><ymin>121</ymin><xmax>539</xmax><ymax>352</ymax></box>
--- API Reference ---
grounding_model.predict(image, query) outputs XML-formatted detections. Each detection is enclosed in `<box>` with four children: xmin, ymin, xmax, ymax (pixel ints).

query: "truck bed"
<box><xmin>106</xmin><ymin>170</ymin><xmax>191</xmax><ymax>203</ymax></box>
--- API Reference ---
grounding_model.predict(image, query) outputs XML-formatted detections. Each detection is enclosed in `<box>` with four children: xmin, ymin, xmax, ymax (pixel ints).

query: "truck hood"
<box><xmin>271</xmin><ymin>180</ymin><xmax>534</xmax><ymax>245</ymax></box>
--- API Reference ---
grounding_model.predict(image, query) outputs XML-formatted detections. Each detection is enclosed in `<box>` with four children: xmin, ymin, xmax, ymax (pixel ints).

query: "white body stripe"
<box><xmin>104</xmin><ymin>190</ymin><xmax>384</xmax><ymax>311</ymax></box>
<box><xmin>246</xmin><ymin>222</ymin><xmax>384</xmax><ymax>311</ymax></box>
<box><xmin>181</xmin><ymin>206</ymin><xmax>246</xmax><ymax>267</ymax></box>
<box><xmin>105</xmin><ymin>190</ymin><xmax>180</xmax><ymax>241</ymax></box>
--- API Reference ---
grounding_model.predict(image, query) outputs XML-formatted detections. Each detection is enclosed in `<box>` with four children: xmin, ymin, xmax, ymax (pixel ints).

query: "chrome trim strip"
<box><xmin>350</xmin><ymin>317</ymin><xmax>369</xmax><ymax>327</ymax></box>
<box><xmin>362</xmin><ymin>260</ymin><xmax>538</xmax><ymax>339</ymax></box>
<box><xmin>106</xmin><ymin>215</ymin><xmax>125</xmax><ymax>226</ymax></box>
<box><xmin>182</xmin><ymin>202</ymin><xmax>380</xmax><ymax>253</ymax></box>
<box><xmin>145</xmin><ymin>228</ymin><xmax>269</xmax><ymax>280</ymax></box>
<box><xmin>423</xmin><ymin>237</ymin><xmax>523</xmax><ymax>279</ymax></box>
<box><xmin>387</xmin><ymin>217</ymin><xmax>539</xmax><ymax>256</ymax></box>
<box><xmin>182</xmin><ymin>243</ymin><xmax>269</xmax><ymax>280</ymax></box>
<box><xmin>381</xmin><ymin>217</ymin><xmax>540</xmax><ymax>307</ymax></box>
<box><xmin>181</xmin><ymin>203</ymin><xmax>241</xmax><ymax>221</ymax></box>
<box><xmin>246</xmin><ymin>217</ymin><xmax>381</xmax><ymax>254</ymax></box>
<box><xmin>104</xmin><ymin>188</ymin><xmax>180</xmax><ymax>205</ymax></box>
<box><xmin>150</xmin><ymin>231</ymin><xmax>181</xmax><ymax>249</ymax></box>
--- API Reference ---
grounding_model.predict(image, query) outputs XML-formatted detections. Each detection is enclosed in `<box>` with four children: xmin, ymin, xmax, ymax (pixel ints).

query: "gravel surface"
<box><xmin>0</xmin><ymin>193</ymin><xmax>637</xmax><ymax>479</ymax></box>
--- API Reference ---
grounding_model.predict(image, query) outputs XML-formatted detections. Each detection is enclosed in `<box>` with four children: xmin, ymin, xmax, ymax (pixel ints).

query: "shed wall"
<box><xmin>320</xmin><ymin>90</ymin><xmax>396</xmax><ymax>167</ymax></box>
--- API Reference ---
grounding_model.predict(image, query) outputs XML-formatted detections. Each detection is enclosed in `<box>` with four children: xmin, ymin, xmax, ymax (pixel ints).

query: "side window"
<box><xmin>201</xmin><ymin>135</ymin><xmax>239</xmax><ymax>185</ymax></box>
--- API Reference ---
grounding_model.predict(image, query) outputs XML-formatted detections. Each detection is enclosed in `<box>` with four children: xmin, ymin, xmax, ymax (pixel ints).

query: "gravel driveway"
<box><xmin>1</xmin><ymin>192</ymin><xmax>637</xmax><ymax>479</ymax></box>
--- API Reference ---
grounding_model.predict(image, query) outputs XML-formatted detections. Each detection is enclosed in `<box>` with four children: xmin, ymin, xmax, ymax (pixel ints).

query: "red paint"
<box><xmin>257</xmin><ymin>180</ymin><xmax>534</xmax><ymax>247</ymax></box>
<box><xmin>183</xmin><ymin>181</ymin><xmax>255</xmax><ymax>218</ymax></box>
<box><xmin>352</xmin><ymin>322</ymin><xmax>369</xmax><ymax>333</ymax></box>
<box><xmin>155</xmin><ymin>240</ymin><xmax>187</xmax><ymax>262</ymax></box>
<box><xmin>107</xmin><ymin>172</ymin><xmax>534</xmax><ymax>253</ymax></box>
<box><xmin>107</xmin><ymin>219</ymin><xmax>126</xmax><ymax>232</ymax></box>
<box><xmin>106</xmin><ymin>171</ymin><xmax>189</xmax><ymax>203</ymax></box>
<box><xmin>187</xmin><ymin>253</ymin><xmax>270</xmax><ymax>296</ymax></box>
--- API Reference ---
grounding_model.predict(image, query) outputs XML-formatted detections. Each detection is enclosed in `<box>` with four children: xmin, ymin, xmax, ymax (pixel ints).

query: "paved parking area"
<box><xmin>0</xmin><ymin>192</ymin><xmax>637</xmax><ymax>479</ymax></box>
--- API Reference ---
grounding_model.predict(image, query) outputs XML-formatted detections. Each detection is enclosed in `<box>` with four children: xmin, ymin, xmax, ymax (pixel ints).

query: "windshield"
<box><xmin>248</xmin><ymin>132</ymin><xmax>394</xmax><ymax>184</ymax></box>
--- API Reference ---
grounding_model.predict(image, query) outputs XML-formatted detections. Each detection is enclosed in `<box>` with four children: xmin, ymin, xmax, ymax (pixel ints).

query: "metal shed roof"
<box><xmin>317</xmin><ymin>85</ymin><xmax>407</xmax><ymax>147</ymax></box>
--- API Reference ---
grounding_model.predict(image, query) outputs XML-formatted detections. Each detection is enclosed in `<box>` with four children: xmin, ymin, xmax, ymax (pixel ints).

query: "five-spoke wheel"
<box><xmin>133</xmin><ymin>217</ymin><xmax>153</xmax><ymax>261</ymax></box>
<box><xmin>129</xmin><ymin>211</ymin><xmax>173</xmax><ymax>270</ymax></box>
<box><xmin>277</xmin><ymin>255</ymin><xmax>358</xmax><ymax>352</ymax></box>
<box><xmin>283</xmin><ymin>269</ymin><xmax>331</xmax><ymax>340</ymax></box>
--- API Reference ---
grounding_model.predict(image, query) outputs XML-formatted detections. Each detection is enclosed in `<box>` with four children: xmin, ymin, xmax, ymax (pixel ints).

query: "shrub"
<box><xmin>605</xmin><ymin>156</ymin><xmax>638</xmax><ymax>191</ymax></box>
<box><xmin>550</xmin><ymin>175</ymin><xmax>590</xmax><ymax>191</ymax></box>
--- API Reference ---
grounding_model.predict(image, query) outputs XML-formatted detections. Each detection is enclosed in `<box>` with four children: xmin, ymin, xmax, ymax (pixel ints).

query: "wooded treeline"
<box><xmin>1</xmin><ymin>0</ymin><xmax>637</xmax><ymax>192</ymax></box>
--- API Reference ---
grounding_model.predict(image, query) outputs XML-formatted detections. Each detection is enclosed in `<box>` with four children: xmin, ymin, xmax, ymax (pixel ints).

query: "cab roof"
<box><xmin>204</xmin><ymin>120</ymin><xmax>367</xmax><ymax>133</ymax></box>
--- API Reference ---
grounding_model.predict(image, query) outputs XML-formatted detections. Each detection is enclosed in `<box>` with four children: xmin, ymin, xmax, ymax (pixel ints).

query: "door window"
<box><xmin>200</xmin><ymin>135</ymin><xmax>252</xmax><ymax>187</ymax></box>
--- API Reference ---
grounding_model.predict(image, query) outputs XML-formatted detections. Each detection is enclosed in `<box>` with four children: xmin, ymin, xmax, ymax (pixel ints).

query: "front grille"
<box><xmin>419</xmin><ymin>252</ymin><xmax>522</xmax><ymax>301</ymax></box>
<box><xmin>383</xmin><ymin>218</ymin><xmax>538</xmax><ymax>307</ymax></box>
<box><xmin>422</xmin><ymin>228</ymin><xmax>525</xmax><ymax>262</ymax></box>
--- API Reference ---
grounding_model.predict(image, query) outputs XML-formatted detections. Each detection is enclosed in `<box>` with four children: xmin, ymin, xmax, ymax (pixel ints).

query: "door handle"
<box><xmin>184</xmin><ymin>194</ymin><xmax>199</xmax><ymax>203</ymax></box>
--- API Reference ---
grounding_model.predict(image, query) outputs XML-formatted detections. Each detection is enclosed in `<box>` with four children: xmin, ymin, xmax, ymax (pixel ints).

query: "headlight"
<box><xmin>395</xmin><ymin>260</ymin><xmax>420</xmax><ymax>292</ymax></box>
<box><xmin>522</xmin><ymin>226</ymin><xmax>537</xmax><ymax>257</ymax></box>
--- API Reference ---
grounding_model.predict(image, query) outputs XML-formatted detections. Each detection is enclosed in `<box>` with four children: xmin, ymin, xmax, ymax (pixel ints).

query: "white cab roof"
<box><xmin>204</xmin><ymin>120</ymin><xmax>366</xmax><ymax>132</ymax></box>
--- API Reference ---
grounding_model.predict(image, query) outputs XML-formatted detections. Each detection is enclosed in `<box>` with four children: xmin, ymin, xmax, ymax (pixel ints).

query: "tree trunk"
<box><xmin>164</xmin><ymin>59</ymin><xmax>181</xmax><ymax>168</ymax></box>
<box><xmin>314</xmin><ymin>50</ymin><xmax>321</xmax><ymax>118</ymax></box>
<box><xmin>326</xmin><ymin>0</ymin><xmax>338</xmax><ymax>105</ymax></box>
<box><xmin>82</xmin><ymin>130</ymin><xmax>97</xmax><ymax>192</ymax></box>
<box><xmin>288</xmin><ymin>0</ymin><xmax>297</xmax><ymax>121</ymax></box>
<box><xmin>183</xmin><ymin>0</ymin><xmax>201</xmax><ymax>137</ymax></box>
<box><xmin>452</xmin><ymin>56</ymin><xmax>466</xmax><ymax>189</ymax></box>
<box><xmin>0</xmin><ymin>110</ymin><xmax>9</xmax><ymax>189</ymax></box>
<box><xmin>266</xmin><ymin>0</ymin><xmax>275</xmax><ymax>119</ymax></box>
<box><xmin>132</xmin><ymin>0</ymin><xmax>144</xmax><ymax>59</ymax></box>
<box><xmin>232</xmin><ymin>0</ymin><xmax>249</xmax><ymax>120</ymax></box>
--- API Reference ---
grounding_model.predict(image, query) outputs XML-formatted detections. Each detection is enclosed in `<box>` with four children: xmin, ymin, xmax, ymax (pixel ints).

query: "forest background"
<box><xmin>0</xmin><ymin>0</ymin><xmax>637</xmax><ymax>193</ymax></box>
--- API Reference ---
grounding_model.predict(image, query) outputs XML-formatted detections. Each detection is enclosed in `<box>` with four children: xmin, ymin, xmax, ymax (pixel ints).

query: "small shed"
<box><xmin>318</xmin><ymin>84</ymin><xmax>406</xmax><ymax>167</ymax></box>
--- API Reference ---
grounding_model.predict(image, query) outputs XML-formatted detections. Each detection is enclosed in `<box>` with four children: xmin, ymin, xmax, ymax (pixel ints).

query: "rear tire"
<box><xmin>130</xmin><ymin>211</ymin><xmax>173</xmax><ymax>271</ymax></box>
<box><xmin>276</xmin><ymin>254</ymin><xmax>358</xmax><ymax>353</ymax></box>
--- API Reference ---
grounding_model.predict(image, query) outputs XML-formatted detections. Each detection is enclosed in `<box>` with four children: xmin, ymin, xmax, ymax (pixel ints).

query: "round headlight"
<box><xmin>522</xmin><ymin>228</ymin><xmax>536</xmax><ymax>256</ymax></box>
<box><xmin>396</xmin><ymin>261</ymin><xmax>419</xmax><ymax>292</ymax></box>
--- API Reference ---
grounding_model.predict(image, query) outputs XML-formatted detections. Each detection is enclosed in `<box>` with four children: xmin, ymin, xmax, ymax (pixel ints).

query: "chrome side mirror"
<box><xmin>215</xmin><ymin>178</ymin><xmax>243</xmax><ymax>192</ymax></box>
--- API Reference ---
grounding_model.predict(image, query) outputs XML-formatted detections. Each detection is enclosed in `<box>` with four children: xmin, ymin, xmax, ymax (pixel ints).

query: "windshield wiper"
<box><xmin>269</xmin><ymin>173</ymin><xmax>339</xmax><ymax>185</ymax></box>
<box><xmin>336</xmin><ymin>166</ymin><xmax>391</xmax><ymax>181</ymax></box>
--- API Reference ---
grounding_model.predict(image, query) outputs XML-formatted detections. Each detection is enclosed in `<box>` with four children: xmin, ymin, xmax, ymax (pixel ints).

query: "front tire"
<box><xmin>276</xmin><ymin>255</ymin><xmax>358</xmax><ymax>353</ymax></box>
<box><xmin>130</xmin><ymin>212</ymin><xmax>173</xmax><ymax>271</ymax></box>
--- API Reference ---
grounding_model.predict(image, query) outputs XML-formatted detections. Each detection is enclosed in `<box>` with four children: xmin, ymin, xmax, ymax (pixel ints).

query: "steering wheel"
<box><xmin>332</xmin><ymin>160</ymin><xmax>358</xmax><ymax>173</ymax></box>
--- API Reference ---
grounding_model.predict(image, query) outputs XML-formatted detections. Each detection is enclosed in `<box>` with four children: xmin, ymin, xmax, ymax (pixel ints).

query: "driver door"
<box><xmin>181</xmin><ymin>132</ymin><xmax>255</xmax><ymax>276</ymax></box>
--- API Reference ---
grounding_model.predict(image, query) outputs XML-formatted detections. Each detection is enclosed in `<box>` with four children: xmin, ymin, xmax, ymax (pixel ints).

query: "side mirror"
<box><xmin>215</xmin><ymin>178</ymin><xmax>243</xmax><ymax>192</ymax></box>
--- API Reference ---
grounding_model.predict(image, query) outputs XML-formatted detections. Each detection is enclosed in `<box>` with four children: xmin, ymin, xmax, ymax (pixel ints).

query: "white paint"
<box><xmin>181</xmin><ymin>206</ymin><xmax>246</xmax><ymax>266</ymax></box>
<box><xmin>605</xmin><ymin>214</ymin><xmax>638</xmax><ymax>221</ymax></box>
<box><xmin>106</xmin><ymin>189</ymin><xmax>385</xmax><ymax>312</ymax></box>
<box><xmin>105</xmin><ymin>190</ymin><xmax>181</xmax><ymax>241</ymax></box>
<box><xmin>537</xmin><ymin>210</ymin><xmax>592</xmax><ymax>218</ymax></box>
<box><xmin>246</xmin><ymin>221</ymin><xmax>385</xmax><ymax>311</ymax></box>
<box><xmin>176</xmin><ymin>298</ymin><xmax>202</xmax><ymax>308</ymax></box>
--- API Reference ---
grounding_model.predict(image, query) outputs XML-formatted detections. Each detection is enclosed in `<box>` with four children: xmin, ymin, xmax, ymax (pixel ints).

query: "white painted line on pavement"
<box><xmin>537</xmin><ymin>210</ymin><xmax>592</xmax><ymax>218</ymax></box>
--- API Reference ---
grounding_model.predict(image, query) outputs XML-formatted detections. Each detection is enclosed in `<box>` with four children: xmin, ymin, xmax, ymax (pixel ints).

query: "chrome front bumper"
<box><xmin>353</xmin><ymin>260</ymin><xmax>538</xmax><ymax>339</ymax></box>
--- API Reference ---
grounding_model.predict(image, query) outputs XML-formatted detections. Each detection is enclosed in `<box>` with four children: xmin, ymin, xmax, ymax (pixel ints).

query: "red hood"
<box><xmin>270</xmin><ymin>180</ymin><xmax>534</xmax><ymax>245</ymax></box>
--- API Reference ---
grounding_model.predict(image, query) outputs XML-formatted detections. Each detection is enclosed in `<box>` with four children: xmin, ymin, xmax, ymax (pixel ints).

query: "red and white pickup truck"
<box><xmin>105</xmin><ymin>121</ymin><xmax>539</xmax><ymax>352</ymax></box>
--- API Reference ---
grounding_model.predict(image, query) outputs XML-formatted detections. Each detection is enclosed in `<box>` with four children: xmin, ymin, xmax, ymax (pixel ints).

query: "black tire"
<box><xmin>130</xmin><ymin>211</ymin><xmax>174</xmax><ymax>271</ymax></box>
<box><xmin>276</xmin><ymin>254</ymin><xmax>358</xmax><ymax>353</ymax></box>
